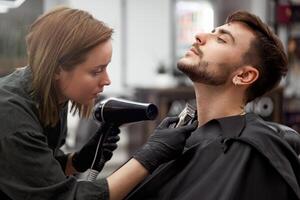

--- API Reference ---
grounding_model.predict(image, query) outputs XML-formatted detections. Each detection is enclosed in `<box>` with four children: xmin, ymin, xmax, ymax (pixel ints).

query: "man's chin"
<box><xmin>177</xmin><ymin>59</ymin><xmax>192</xmax><ymax>74</ymax></box>
<box><xmin>177</xmin><ymin>62</ymin><xmax>202</xmax><ymax>83</ymax></box>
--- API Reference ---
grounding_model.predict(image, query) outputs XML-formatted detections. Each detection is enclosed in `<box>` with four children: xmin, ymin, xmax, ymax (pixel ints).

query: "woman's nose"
<box><xmin>100</xmin><ymin>71</ymin><xmax>111</xmax><ymax>86</ymax></box>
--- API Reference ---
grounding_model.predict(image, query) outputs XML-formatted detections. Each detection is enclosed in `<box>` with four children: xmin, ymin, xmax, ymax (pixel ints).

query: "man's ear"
<box><xmin>232</xmin><ymin>66</ymin><xmax>259</xmax><ymax>86</ymax></box>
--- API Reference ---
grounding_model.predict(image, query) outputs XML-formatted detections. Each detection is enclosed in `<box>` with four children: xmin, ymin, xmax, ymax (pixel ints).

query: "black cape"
<box><xmin>126</xmin><ymin>114</ymin><xmax>300</xmax><ymax>200</ymax></box>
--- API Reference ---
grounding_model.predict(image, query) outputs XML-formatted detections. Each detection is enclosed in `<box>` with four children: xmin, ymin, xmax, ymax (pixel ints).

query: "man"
<box><xmin>126</xmin><ymin>11</ymin><xmax>300</xmax><ymax>200</ymax></box>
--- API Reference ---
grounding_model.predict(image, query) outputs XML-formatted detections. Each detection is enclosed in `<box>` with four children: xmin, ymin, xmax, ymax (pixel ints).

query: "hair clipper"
<box><xmin>171</xmin><ymin>103</ymin><xmax>197</xmax><ymax>128</ymax></box>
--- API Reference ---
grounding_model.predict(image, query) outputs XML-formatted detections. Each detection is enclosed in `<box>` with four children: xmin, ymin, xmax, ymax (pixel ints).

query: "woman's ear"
<box><xmin>232</xmin><ymin>66</ymin><xmax>259</xmax><ymax>86</ymax></box>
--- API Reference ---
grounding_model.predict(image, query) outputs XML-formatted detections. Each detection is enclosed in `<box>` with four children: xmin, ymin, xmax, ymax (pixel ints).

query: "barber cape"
<box><xmin>126</xmin><ymin>113</ymin><xmax>300</xmax><ymax>200</ymax></box>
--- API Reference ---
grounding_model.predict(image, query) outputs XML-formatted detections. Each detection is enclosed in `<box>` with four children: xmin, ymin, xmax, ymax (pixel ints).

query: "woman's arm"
<box><xmin>107</xmin><ymin>158</ymin><xmax>149</xmax><ymax>200</ymax></box>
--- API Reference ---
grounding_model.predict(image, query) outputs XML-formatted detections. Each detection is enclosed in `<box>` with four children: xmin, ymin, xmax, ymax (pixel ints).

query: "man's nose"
<box><xmin>195</xmin><ymin>32</ymin><xmax>207</xmax><ymax>45</ymax></box>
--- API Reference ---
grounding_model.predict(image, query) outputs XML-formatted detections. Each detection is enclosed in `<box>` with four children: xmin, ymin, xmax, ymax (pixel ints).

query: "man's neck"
<box><xmin>194</xmin><ymin>84</ymin><xmax>245</xmax><ymax>126</ymax></box>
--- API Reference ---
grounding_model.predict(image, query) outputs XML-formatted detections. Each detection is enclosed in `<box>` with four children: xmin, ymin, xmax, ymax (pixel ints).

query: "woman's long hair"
<box><xmin>26</xmin><ymin>6</ymin><xmax>113</xmax><ymax>127</ymax></box>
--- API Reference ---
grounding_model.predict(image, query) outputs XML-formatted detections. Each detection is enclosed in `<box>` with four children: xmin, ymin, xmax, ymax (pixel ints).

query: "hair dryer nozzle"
<box><xmin>93</xmin><ymin>98</ymin><xmax>158</xmax><ymax>125</ymax></box>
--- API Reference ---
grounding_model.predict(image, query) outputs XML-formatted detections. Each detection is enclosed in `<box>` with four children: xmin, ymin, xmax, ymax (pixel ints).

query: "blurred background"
<box><xmin>1</xmin><ymin>0</ymin><xmax>300</xmax><ymax>178</ymax></box>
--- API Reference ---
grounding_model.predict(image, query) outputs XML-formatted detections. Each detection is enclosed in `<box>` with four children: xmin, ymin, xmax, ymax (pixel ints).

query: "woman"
<box><xmin>0</xmin><ymin>7</ymin><xmax>197</xmax><ymax>200</ymax></box>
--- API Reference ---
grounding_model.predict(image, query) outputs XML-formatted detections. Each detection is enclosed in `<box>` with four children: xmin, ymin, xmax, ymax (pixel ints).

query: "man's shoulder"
<box><xmin>243</xmin><ymin>113</ymin><xmax>300</xmax><ymax>150</ymax></box>
<box><xmin>237</xmin><ymin>113</ymin><xmax>300</xmax><ymax>198</ymax></box>
<box><xmin>240</xmin><ymin>114</ymin><xmax>295</xmax><ymax>155</ymax></box>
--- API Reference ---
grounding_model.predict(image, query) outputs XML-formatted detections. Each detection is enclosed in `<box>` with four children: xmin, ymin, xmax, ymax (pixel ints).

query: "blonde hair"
<box><xmin>26</xmin><ymin>6</ymin><xmax>113</xmax><ymax>126</ymax></box>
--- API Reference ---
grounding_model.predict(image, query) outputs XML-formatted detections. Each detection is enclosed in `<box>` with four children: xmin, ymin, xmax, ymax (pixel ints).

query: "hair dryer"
<box><xmin>93</xmin><ymin>97</ymin><xmax>159</xmax><ymax>125</ymax></box>
<box><xmin>87</xmin><ymin>98</ymin><xmax>159</xmax><ymax>181</ymax></box>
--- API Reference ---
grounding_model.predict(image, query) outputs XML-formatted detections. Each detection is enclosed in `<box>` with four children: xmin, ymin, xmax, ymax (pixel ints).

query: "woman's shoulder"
<box><xmin>0</xmin><ymin>67</ymin><xmax>32</xmax><ymax>95</ymax></box>
<box><xmin>0</xmin><ymin>99</ymin><xmax>43</xmax><ymax>139</ymax></box>
<box><xmin>0</xmin><ymin>68</ymin><xmax>43</xmax><ymax>139</ymax></box>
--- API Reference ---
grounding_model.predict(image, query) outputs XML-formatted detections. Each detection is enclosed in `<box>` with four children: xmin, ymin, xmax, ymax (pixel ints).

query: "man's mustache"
<box><xmin>192</xmin><ymin>43</ymin><xmax>203</xmax><ymax>58</ymax></box>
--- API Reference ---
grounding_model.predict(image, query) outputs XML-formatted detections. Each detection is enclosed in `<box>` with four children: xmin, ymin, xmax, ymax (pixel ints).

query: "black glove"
<box><xmin>133</xmin><ymin>117</ymin><xmax>198</xmax><ymax>173</ymax></box>
<box><xmin>72</xmin><ymin>123</ymin><xmax>120</xmax><ymax>172</ymax></box>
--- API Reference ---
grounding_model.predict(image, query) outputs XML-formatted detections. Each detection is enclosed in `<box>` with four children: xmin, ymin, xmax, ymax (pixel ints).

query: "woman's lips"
<box><xmin>92</xmin><ymin>91</ymin><xmax>102</xmax><ymax>98</ymax></box>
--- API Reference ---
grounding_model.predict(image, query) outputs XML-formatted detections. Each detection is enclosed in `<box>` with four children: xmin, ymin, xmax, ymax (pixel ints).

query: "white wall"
<box><xmin>43</xmin><ymin>0</ymin><xmax>69</xmax><ymax>11</ymax></box>
<box><xmin>126</xmin><ymin>0</ymin><xmax>172</xmax><ymax>88</ymax></box>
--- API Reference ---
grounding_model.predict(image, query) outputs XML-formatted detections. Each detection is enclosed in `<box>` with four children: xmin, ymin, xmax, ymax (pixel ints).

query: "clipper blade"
<box><xmin>175</xmin><ymin>103</ymin><xmax>196</xmax><ymax>128</ymax></box>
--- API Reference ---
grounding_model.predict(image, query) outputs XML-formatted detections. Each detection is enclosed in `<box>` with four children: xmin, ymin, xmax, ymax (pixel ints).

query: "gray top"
<box><xmin>0</xmin><ymin>67</ymin><xmax>108</xmax><ymax>200</ymax></box>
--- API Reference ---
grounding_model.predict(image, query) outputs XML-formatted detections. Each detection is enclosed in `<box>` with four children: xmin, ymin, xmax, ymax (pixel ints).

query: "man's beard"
<box><xmin>177</xmin><ymin>59</ymin><xmax>233</xmax><ymax>86</ymax></box>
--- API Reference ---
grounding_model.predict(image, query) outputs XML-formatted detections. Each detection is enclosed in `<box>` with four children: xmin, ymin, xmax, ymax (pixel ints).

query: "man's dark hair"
<box><xmin>226</xmin><ymin>11</ymin><xmax>288</xmax><ymax>102</ymax></box>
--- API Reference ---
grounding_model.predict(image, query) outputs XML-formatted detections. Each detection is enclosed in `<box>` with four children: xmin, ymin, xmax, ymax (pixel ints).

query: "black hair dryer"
<box><xmin>93</xmin><ymin>97</ymin><xmax>159</xmax><ymax>125</ymax></box>
<box><xmin>87</xmin><ymin>98</ymin><xmax>158</xmax><ymax>181</ymax></box>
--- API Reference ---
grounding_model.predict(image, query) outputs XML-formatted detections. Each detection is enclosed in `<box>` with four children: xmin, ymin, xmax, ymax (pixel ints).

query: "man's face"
<box><xmin>178</xmin><ymin>22</ymin><xmax>255</xmax><ymax>85</ymax></box>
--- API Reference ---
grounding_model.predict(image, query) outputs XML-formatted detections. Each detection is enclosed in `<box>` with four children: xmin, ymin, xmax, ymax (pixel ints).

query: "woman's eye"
<box><xmin>90</xmin><ymin>70</ymin><xmax>103</xmax><ymax>76</ymax></box>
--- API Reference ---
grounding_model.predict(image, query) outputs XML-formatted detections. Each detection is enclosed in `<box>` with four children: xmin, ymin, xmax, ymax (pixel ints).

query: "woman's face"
<box><xmin>56</xmin><ymin>40</ymin><xmax>112</xmax><ymax>105</ymax></box>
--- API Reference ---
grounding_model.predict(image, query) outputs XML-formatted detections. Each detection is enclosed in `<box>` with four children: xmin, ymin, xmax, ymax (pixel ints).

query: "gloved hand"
<box><xmin>72</xmin><ymin>123</ymin><xmax>120</xmax><ymax>172</ymax></box>
<box><xmin>133</xmin><ymin>117</ymin><xmax>198</xmax><ymax>173</ymax></box>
